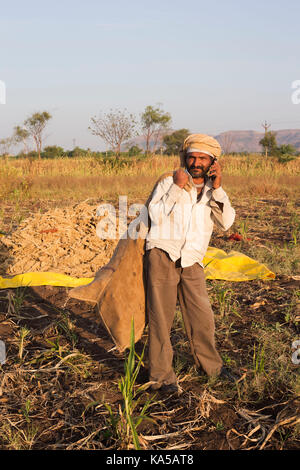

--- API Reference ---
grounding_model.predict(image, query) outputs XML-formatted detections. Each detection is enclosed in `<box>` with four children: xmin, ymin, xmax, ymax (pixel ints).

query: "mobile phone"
<box><xmin>208</xmin><ymin>157</ymin><xmax>217</xmax><ymax>181</ymax></box>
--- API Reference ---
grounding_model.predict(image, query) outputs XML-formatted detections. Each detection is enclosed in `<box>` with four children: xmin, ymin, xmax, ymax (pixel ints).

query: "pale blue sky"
<box><xmin>1</xmin><ymin>0</ymin><xmax>300</xmax><ymax>151</ymax></box>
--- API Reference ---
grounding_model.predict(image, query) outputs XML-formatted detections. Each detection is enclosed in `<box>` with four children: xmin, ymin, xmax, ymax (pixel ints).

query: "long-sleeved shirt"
<box><xmin>146</xmin><ymin>175</ymin><xmax>235</xmax><ymax>268</ymax></box>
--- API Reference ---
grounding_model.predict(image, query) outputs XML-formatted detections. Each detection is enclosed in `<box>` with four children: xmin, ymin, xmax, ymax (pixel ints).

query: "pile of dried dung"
<box><xmin>0</xmin><ymin>202</ymin><xmax>120</xmax><ymax>278</ymax></box>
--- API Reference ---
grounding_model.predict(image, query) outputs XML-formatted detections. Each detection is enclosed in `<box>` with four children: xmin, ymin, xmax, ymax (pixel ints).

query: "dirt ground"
<box><xmin>0</xmin><ymin>196</ymin><xmax>299</xmax><ymax>450</ymax></box>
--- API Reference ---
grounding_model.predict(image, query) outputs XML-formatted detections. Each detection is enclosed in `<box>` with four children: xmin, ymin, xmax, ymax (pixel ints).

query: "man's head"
<box><xmin>185</xmin><ymin>152</ymin><xmax>214</xmax><ymax>179</ymax></box>
<box><xmin>180</xmin><ymin>134</ymin><xmax>221</xmax><ymax>172</ymax></box>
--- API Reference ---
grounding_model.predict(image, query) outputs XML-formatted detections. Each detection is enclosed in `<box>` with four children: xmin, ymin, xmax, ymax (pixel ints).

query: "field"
<box><xmin>0</xmin><ymin>154</ymin><xmax>299</xmax><ymax>450</ymax></box>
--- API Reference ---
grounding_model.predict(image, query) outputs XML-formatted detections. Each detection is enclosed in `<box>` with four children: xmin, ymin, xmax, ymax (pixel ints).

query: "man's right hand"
<box><xmin>173</xmin><ymin>169</ymin><xmax>189</xmax><ymax>188</ymax></box>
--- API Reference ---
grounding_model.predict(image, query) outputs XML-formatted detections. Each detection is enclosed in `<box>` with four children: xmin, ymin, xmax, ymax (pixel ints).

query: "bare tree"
<box><xmin>24</xmin><ymin>111</ymin><xmax>52</xmax><ymax>159</ymax></box>
<box><xmin>89</xmin><ymin>108</ymin><xmax>137</xmax><ymax>157</ymax></box>
<box><xmin>0</xmin><ymin>137</ymin><xmax>14</xmax><ymax>156</ymax></box>
<box><xmin>219</xmin><ymin>133</ymin><xmax>235</xmax><ymax>155</ymax></box>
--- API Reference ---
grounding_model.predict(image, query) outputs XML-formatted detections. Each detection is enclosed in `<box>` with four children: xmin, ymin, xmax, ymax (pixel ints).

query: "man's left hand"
<box><xmin>209</xmin><ymin>161</ymin><xmax>222</xmax><ymax>189</ymax></box>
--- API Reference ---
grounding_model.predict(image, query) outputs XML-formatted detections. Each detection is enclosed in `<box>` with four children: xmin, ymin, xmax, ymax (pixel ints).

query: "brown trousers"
<box><xmin>146</xmin><ymin>247</ymin><xmax>223</xmax><ymax>387</ymax></box>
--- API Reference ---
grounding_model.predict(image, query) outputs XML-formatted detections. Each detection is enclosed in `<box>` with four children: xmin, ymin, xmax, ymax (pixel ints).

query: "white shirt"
<box><xmin>146</xmin><ymin>175</ymin><xmax>235</xmax><ymax>268</ymax></box>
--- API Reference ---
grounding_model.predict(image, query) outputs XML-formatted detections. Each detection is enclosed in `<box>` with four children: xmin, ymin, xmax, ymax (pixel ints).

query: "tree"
<box><xmin>89</xmin><ymin>108</ymin><xmax>137</xmax><ymax>157</ymax></box>
<box><xmin>261</xmin><ymin>121</ymin><xmax>271</xmax><ymax>157</ymax></box>
<box><xmin>24</xmin><ymin>111</ymin><xmax>52</xmax><ymax>159</ymax></box>
<box><xmin>141</xmin><ymin>104</ymin><xmax>171</xmax><ymax>155</ymax></box>
<box><xmin>163</xmin><ymin>128</ymin><xmax>190</xmax><ymax>155</ymax></box>
<box><xmin>259</xmin><ymin>131</ymin><xmax>277</xmax><ymax>157</ymax></box>
<box><xmin>13</xmin><ymin>126</ymin><xmax>30</xmax><ymax>154</ymax></box>
<box><xmin>218</xmin><ymin>132</ymin><xmax>235</xmax><ymax>155</ymax></box>
<box><xmin>42</xmin><ymin>145</ymin><xmax>65</xmax><ymax>158</ymax></box>
<box><xmin>128</xmin><ymin>145</ymin><xmax>143</xmax><ymax>156</ymax></box>
<box><xmin>275</xmin><ymin>144</ymin><xmax>297</xmax><ymax>163</ymax></box>
<box><xmin>276</xmin><ymin>143</ymin><xmax>297</xmax><ymax>155</ymax></box>
<box><xmin>68</xmin><ymin>146</ymin><xmax>90</xmax><ymax>158</ymax></box>
<box><xmin>0</xmin><ymin>137</ymin><xmax>14</xmax><ymax>156</ymax></box>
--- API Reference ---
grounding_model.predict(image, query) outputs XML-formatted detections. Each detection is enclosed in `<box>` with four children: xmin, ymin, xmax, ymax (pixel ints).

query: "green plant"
<box><xmin>104</xmin><ymin>319</ymin><xmax>155</xmax><ymax>449</ymax></box>
<box><xmin>289</xmin><ymin>214</ymin><xmax>300</xmax><ymax>246</ymax></box>
<box><xmin>21</xmin><ymin>400</ymin><xmax>31</xmax><ymax>423</ymax></box>
<box><xmin>277</xmin><ymin>154</ymin><xmax>296</xmax><ymax>163</ymax></box>
<box><xmin>46</xmin><ymin>336</ymin><xmax>63</xmax><ymax>355</ymax></box>
<box><xmin>18</xmin><ymin>327</ymin><xmax>30</xmax><ymax>361</ymax></box>
<box><xmin>0</xmin><ymin>422</ymin><xmax>38</xmax><ymax>450</ymax></box>
<box><xmin>252</xmin><ymin>343</ymin><xmax>265</xmax><ymax>375</ymax></box>
<box><xmin>238</xmin><ymin>218</ymin><xmax>249</xmax><ymax>238</ymax></box>
<box><xmin>215</xmin><ymin>287</ymin><xmax>234</xmax><ymax>317</ymax></box>
<box><xmin>215</xmin><ymin>421</ymin><xmax>224</xmax><ymax>431</ymax></box>
<box><xmin>222</xmin><ymin>353</ymin><xmax>232</xmax><ymax>366</ymax></box>
<box><xmin>56</xmin><ymin>312</ymin><xmax>78</xmax><ymax>348</ymax></box>
<box><xmin>284</xmin><ymin>290</ymin><xmax>300</xmax><ymax>326</ymax></box>
<box><xmin>103</xmin><ymin>402</ymin><xmax>120</xmax><ymax>440</ymax></box>
<box><xmin>44</xmin><ymin>336</ymin><xmax>92</xmax><ymax>377</ymax></box>
<box><xmin>8</xmin><ymin>287</ymin><xmax>29</xmax><ymax>316</ymax></box>
<box><xmin>173</xmin><ymin>349</ymin><xmax>191</xmax><ymax>376</ymax></box>
<box><xmin>118</xmin><ymin>320</ymin><xmax>154</xmax><ymax>449</ymax></box>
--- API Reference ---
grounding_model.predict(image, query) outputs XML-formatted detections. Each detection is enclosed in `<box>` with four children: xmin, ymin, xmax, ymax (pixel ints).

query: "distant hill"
<box><xmin>215</xmin><ymin>129</ymin><xmax>300</xmax><ymax>153</ymax></box>
<box><xmin>124</xmin><ymin>129</ymin><xmax>300</xmax><ymax>153</ymax></box>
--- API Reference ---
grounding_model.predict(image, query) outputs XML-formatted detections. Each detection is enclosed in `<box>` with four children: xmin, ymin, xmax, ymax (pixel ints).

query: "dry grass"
<box><xmin>0</xmin><ymin>282</ymin><xmax>299</xmax><ymax>450</ymax></box>
<box><xmin>0</xmin><ymin>154</ymin><xmax>299</xmax><ymax>203</ymax></box>
<box><xmin>1</xmin><ymin>153</ymin><xmax>299</xmax><ymax>177</ymax></box>
<box><xmin>0</xmin><ymin>153</ymin><xmax>299</xmax><ymax>450</ymax></box>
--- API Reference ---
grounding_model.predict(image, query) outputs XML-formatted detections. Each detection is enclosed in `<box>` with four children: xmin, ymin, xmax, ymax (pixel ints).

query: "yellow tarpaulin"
<box><xmin>0</xmin><ymin>272</ymin><xmax>93</xmax><ymax>289</ymax></box>
<box><xmin>203</xmin><ymin>247</ymin><xmax>275</xmax><ymax>281</ymax></box>
<box><xmin>0</xmin><ymin>246</ymin><xmax>275</xmax><ymax>289</ymax></box>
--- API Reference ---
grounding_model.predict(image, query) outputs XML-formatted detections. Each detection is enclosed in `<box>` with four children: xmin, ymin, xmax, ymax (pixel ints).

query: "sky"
<box><xmin>1</xmin><ymin>0</ymin><xmax>300</xmax><ymax>151</ymax></box>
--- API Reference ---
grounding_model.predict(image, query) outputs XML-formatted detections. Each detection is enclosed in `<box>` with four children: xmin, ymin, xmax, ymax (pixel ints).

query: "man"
<box><xmin>145</xmin><ymin>133</ymin><xmax>237</xmax><ymax>394</ymax></box>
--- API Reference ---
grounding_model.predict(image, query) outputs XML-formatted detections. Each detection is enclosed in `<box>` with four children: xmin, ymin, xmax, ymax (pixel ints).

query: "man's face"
<box><xmin>185</xmin><ymin>152</ymin><xmax>213</xmax><ymax>178</ymax></box>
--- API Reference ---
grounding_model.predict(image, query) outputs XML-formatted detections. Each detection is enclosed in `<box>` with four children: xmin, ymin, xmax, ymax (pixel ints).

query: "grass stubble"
<box><xmin>0</xmin><ymin>153</ymin><xmax>299</xmax><ymax>450</ymax></box>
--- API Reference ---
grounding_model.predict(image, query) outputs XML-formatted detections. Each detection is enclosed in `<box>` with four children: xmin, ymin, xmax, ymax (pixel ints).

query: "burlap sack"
<box><xmin>96</xmin><ymin>236</ymin><xmax>147</xmax><ymax>350</ymax></box>
<box><xmin>69</xmin><ymin>171</ymin><xmax>181</xmax><ymax>351</ymax></box>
